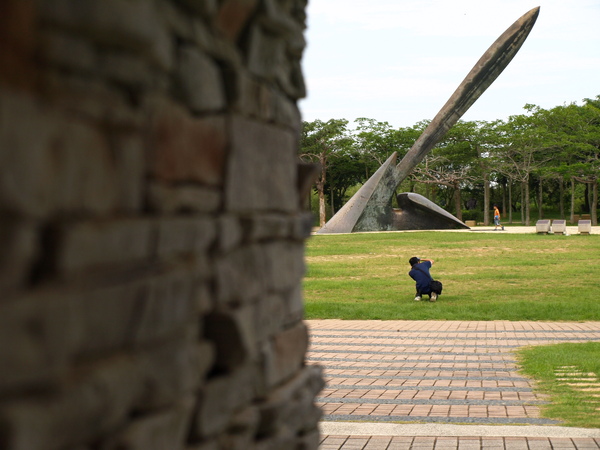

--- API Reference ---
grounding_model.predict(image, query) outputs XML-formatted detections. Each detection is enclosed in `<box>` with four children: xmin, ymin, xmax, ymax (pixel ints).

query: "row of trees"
<box><xmin>300</xmin><ymin>96</ymin><xmax>600</xmax><ymax>227</ymax></box>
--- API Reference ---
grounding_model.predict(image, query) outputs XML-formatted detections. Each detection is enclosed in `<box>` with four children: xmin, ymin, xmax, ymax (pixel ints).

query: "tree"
<box><xmin>410</xmin><ymin>121</ymin><xmax>480</xmax><ymax>220</ymax></box>
<box><xmin>496</xmin><ymin>106</ymin><xmax>552</xmax><ymax>225</ymax></box>
<box><xmin>300</xmin><ymin>119</ymin><xmax>353</xmax><ymax>226</ymax></box>
<box><xmin>324</xmin><ymin>147</ymin><xmax>364</xmax><ymax>213</ymax></box>
<box><xmin>354</xmin><ymin>118</ymin><xmax>411</xmax><ymax>176</ymax></box>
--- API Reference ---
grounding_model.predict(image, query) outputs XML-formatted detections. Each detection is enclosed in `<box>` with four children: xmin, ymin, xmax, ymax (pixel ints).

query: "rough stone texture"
<box><xmin>0</xmin><ymin>0</ymin><xmax>320</xmax><ymax>448</ymax></box>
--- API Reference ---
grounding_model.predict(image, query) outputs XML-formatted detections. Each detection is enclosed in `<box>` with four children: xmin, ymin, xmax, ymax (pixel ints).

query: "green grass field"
<box><xmin>304</xmin><ymin>231</ymin><xmax>600</xmax><ymax>321</ymax></box>
<box><xmin>518</xmin><ymin>342</ymin><xmax>600</xmax><ymax>428</ymax></box>
<box><xmin>304</xmin><ymin>230</ymin><xmax>600</xmax><ymax>427</ymax></box>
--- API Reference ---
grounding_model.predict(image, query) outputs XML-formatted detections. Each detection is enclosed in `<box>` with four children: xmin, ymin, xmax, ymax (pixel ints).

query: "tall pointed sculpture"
<box><xmin>318</xmin><ymin>7</ymin><xmax>540</xmax><ymax>234</ymax></box>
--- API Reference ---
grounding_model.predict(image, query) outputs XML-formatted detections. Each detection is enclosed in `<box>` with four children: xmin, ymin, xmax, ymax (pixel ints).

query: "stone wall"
<box><xmin>0</xmin><ymin>1</ymin><xmax>323</xmax><ymax>449</ymax></box>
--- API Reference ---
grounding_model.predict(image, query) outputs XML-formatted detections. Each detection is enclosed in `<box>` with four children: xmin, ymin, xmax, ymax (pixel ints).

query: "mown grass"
<box><xmin>518</xmin><ymin>342</ymin><xmax>600</xmax><ymax>428</ymax></box>
<box><xmin>304</xmin><ymin>231</ymin><xmax>600</xmax><ymax>321</ymax></box>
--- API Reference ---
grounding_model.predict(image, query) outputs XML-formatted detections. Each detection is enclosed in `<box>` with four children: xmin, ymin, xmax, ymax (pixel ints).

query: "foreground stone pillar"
<box><xmin>0</xmin><ymin>1</ymin><xmax>322</xmax><ymax>449</ymax></box>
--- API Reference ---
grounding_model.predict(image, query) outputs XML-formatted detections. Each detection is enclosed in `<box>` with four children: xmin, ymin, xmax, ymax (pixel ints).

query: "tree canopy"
<box><xmin>300</xmin><ymin>96</ymin><xmax>600</xmax><ymax>226</ymax></box>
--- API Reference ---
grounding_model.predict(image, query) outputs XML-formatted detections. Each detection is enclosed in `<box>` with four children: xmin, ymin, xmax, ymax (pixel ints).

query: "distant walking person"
<box><xmin>493</xmin><ymin>204</ymin><xmax>504</xmax><ymax>231</ymax></box>
<box><xmin>408</xmin><ymin>257</ymin><xmax>441</xmax><ymax>302</ymax></box>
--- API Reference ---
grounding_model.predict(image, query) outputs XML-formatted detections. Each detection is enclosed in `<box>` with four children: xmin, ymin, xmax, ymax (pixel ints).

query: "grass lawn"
<box><xmin>304</xmin><ymin>231</ymin><xmax>600</xmax><ymax>321</ymax></box>
<box><xmin>518</xmin><ymin>342</ymin><xmax>600</xmax><ymax>428</ymax></box>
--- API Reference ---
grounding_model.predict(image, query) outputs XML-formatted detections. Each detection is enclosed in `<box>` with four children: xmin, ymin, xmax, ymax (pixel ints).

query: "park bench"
<box><xmin>535</xmin><ymin>219</ymin><xmax>551</xmax><ymax>234</ymax></box>
<box><xmin>551</xmin><ymin>219</ymin><xmax>566</xmax><ymax>235</ymax></box>
<box><xmin>578</xmin><ymin>219</ymin><xmax>592</xmax><ymax>235</ymax></box>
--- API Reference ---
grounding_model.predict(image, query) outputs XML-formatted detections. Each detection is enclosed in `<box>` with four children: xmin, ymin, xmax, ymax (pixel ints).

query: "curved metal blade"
<box><xmin>395</xmin><ymin>6</ymin><xmax>540</xmax><ymax>183</ymax></box>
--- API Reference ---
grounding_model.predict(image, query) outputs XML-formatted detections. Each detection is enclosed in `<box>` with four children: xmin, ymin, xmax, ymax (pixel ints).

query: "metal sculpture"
<box><xmin>317</xmin><ymin>7</ymin><xmax>540</xmax><ymax>234</ymax></box>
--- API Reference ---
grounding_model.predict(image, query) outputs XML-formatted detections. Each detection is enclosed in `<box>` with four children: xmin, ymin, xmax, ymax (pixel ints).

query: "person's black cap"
<box><xmin>409</xmin><ymin>257</ymin><xmax>420</xmax><ymax>266</ymax></box>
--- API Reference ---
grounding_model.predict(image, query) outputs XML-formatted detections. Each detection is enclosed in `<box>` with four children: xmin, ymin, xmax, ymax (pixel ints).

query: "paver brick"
<box><xmin>314</xmin><ymin>320</ymin><xmax>600</xmax><ymax>449</ymax></box>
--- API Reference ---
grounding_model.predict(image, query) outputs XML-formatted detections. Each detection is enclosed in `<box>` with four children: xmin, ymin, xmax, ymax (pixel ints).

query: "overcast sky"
<box><xmin>298</xmin><ymin>0</ymin><xmax>600</xmax><ymax>129</ymax></box>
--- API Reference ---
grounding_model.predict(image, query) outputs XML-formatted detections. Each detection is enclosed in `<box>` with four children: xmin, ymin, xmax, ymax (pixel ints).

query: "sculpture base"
<box><xmin>392</xmin><ymin>193</ymin><xmax>469</xmax><ymax>230</ymax></box>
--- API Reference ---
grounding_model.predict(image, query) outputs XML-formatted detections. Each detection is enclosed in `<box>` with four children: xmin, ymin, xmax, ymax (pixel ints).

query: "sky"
<box><xmin>298</xmin><ymin>0</ymin><xmax>600</xmax><ymax>129</ymax></box>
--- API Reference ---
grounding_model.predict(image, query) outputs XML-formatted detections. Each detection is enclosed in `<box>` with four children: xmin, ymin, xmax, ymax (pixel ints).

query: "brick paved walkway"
<box><xmin>308</xmin><ymin>320</ymin><xmax>600</xmax><ymax>449</ymax></box>
<box><xmin>319</xmin><ymin>435</ymin><xmax>600</xmax><ymax>449</ymax></box>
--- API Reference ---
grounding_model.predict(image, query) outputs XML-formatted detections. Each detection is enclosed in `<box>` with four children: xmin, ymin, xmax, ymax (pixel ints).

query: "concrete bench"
<box><xmin>536</xmin><ymin>219</ymin><xmax>551</xmax><ymax>234</ymax></box>
<box><xmin>551</xmin><ymin>219</ymin><xmax>566</xmax><ymax>235</ymax></box>
<box><xmin>578</xmin><ymin>219</ymin><xmax>592</xmax><ymax>235</ymax></box>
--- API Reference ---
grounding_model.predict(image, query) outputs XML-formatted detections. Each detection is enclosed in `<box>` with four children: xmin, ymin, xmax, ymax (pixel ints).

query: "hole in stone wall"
<box><xmin>28</xmin><ymin>223</ymin><xmax>60</xmax><ymax>285</ymax></box>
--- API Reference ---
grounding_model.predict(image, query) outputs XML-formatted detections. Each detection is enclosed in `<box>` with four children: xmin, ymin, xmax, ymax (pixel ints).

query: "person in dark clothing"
<box><xmin>408</xmin><ymin>256</ymin><xmax>438</xmax><ymax>302</ymax></box>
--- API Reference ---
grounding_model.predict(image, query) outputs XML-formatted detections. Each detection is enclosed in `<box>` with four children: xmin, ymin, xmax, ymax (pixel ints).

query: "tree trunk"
<box><xmin>483</xmin><ymin>174</ymin><xmax>490</xmax><ymax>226</ymax></box>
<box><xmin>570</xmin><ymin>179</ymin><xmax>575</xmax><ymax>223</ymax></box>
<box><xmin>454</xmin><ymin>186</ymin><xmax>462</xmax><ymax>220</ymax></box>
<box><xmin>525</xmin><ymin>179</ymin><xmax>531</xmax><ymax>226</ymax></box>
<box><xmin>330</xmin><ymin>184</ymin><xmax>334</xmax><ymax>218</ymax></box>
<box><xmin>508</xmin><ymin>182</ymin><xmax>513</xmax><ymax>224</ymax></box>
<box><xmin>502</xmin><ymin>180</ymin><xmax>507</xmax><ymax>215</ymax></box>
<box><xmin>593</xmin><ymin>180</ymin><xmax>598</xmax><ymax>226</ymax></box>
<box><xmin>538</xmin><ymin>177</ymin><xmax>543</xmax><ymax>220</ymax></box>
<box><xmin>559</xmin><ymin>176</ymin><xmax>565</xmax><ymax>219</ymax></box>
<box><xmin>317</xmin><ymin>161</ymin><xmax>327</xmax><ymax>226</ymax></box>
<box><xmin>318</xmin><ymin>188</ymin><xmax>326</xmax><ymax>226</ymax></box>
<box><xmin>584</xmin><ymin>183</ymin><xmax>590</xmax><ymax>213</ymax></box>
<box><xmin>520</xmin><ymin>182</ymin><xmax>525</xmax><ymax>224</ymax></box>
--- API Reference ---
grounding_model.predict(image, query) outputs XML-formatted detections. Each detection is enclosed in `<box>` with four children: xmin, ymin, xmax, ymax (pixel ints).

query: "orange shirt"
<box><xmin>494</xmin><ymin>206</ymin><xmax>500</xmax><ymax>217</ymax></box>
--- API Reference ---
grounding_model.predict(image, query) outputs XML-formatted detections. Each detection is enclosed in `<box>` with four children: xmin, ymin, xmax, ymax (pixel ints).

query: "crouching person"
<box><xmin>408</xmin><ymin>256</ymin><xmax>442</xmax><ymax>302</ymax></box>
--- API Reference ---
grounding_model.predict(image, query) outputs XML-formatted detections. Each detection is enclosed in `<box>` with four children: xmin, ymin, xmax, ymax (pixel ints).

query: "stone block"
<box><xmin>194</xmin><ymin>281</ymin><xmax>214</xmax><ymax>315</ymax></box>
<box><xmin>156</xmin><ymin>217</ymin><xmax>216</xmax><ymax>261</ymax></box>
<box><xmin>100</xmin><ymin>397</ymin><xmax>195</xmax><ymax>450</ymax></box>
<box><xmin>147</xmin><ymin>182</ymin><xmax>222</xmax><ymax>214</ymax></box>
<box><xmin>257</xmin><ymin>365</ymin><xmax>324</xmax><ymax>437</ymax></box>
<box><xmin>98</xmin><ymin>51</ymin><xmax>154</xmax><ymax>89</ymax></box>
<box><xmin>225</xmin><ymin>116</ymin><xmax>297</xmax><ymax>213</ymax></box>
<box><xmin>217</xmin><ymin>215</ymin><xmax>243</xmax><ymax>253</ymax></box>
<box><xmin>234</xmin><ymin>71</ymin><xmax>275</xmax><ymax>121</ymax></box>
<box><xmin>0</xmin><ymin>91</ymin><xmax>53</xmax><ymax>217</ymax></box>
<box><xmin>186</xmin><ymin>440</ymin><xmax>219</xmax><ymax>450</ymax></box>
<box><xmin>136</xmin><ymin>339</ymin><xmax>212</xmax><ymax>410</ymax></box>
<box><xmin>216</xmin><ymin>0</ymin><xmax>259</xmax><ymax>41</ymax></box>
<box><xmin>217</xmin><ymin>406</ymin><xmax>260</xmax><ymax>450</ymax></box>
<box><xmin>263</xmin><ymin>241</ymin><xmax>305</xmax><ymax>292</ymax></box>
<box><xmin>176</xmin><ymin>47</ymin><xmax>226</xmax><ymax>113</ymax></box>
<box><xmin>53</xmin><ymin>119</ymin><xmax>120</xmax><ymax>216</ymax></box>
<box><xmin>260</xmin><ymin>0</ymin><xmax>299</xmax><ymax>36</ymax></box>
<box><xmin>290</xmin><ymin>212</ymin><xmax>315</xmax><ymax>241</ymax></box>
<box><xmin>40</xmin><ymin>71</ymin><xmax>145</xmax><ymax>128</ymax></box>
<box><xmin>204</xmin><ymin>306</ymin><xmax>257</xmax><ymax>372</ymax></box>
<box><xmin>272</xmin><ymin>91</ymin><xmax>302</xmax><ymax>131</ymax></box>
<box><xmin>0</xmin><ymin>356</ymin><xmax>143</xmax><ymax>450</ymax></box>
<box><xmin>0</xmin><ymin>218</ymin><xmax>37</xmax><ymax>294</ymax></box>
<box><xmin>254</xmin><ymin>432</ymin><xmax>297</xmax><ymax>450</ymax></box>
<box><xmin>112</xmin><ymin>132</ymin><xmax>145</xmax><ymax>212</ymax></box>
<box><xmin>73</xmin><ymin>281</ymin><xmax>147</xmax><ymax>356</ymax></box>
<box><xmin>246</xmin><ymin>25</ymin><xmax>283</xmax><ymax>82</ymax></box>
<box><xmin>243</xmin><ymin>214</ymin><xmax>290</xmax><ymax>242</ymax></box>
<box><xmin>38</xmin><ymin>0</ymin><xmax>173</xmax><ymax>70</ymax></box>
<box><xmin>148</xmin><ymin>99</ymin><xmax>227</xmax><ymax>186</ymax></box>
<box><xmin>193</xmin><ymin>365</ymin><xmax>258</xmax><ymax>438</ymax></box>
<box><xmin>254</xmin><ymin>293</ymin><xmax>285</xmax><ymax>343</ymax></box>
<box><xmin>283</xmin><ymin>284</ymin><xmax>305</xmax><ymax>327</ymax></box>
<box><xmin>175</xmin><ymin>0</ymin><xmax>219</xmax><ymax>18</ymax></box>
<box><xmin>134</xmin><ymin>270</ymin><xmax>198</xmax><ymax>344</ymax></box>
<box><xmin>38</xmin><ymin>30</ymin><xmax>97</xmax><ymax>72</ymax></box>
<box><xmin>298</xmin><ymin>428</ymin><xmax>321</xmax><ymax>450</ymax></box>
<box><xmin>0</xmin><ymin>292</ymin><xmax>76</xmax><ymax>394</ymax></box>
<box><xmin>0</xmin><ymin>0</ymin><xmax>37</xmax><ymax>91</ymax></box>
<box><xmin>214</xmin><ymin>244</ymin><xmax>267</xmax><ymax>305</ymax></box>
<box><xmin>264</xmin><ymin>322</ymin><xmax>309</xmax><ymax>388</ymax></box>
<box><xmin>55</xmin><ymin>218</ymin><xmax>154</xmax><ymax>275</ymax></box>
